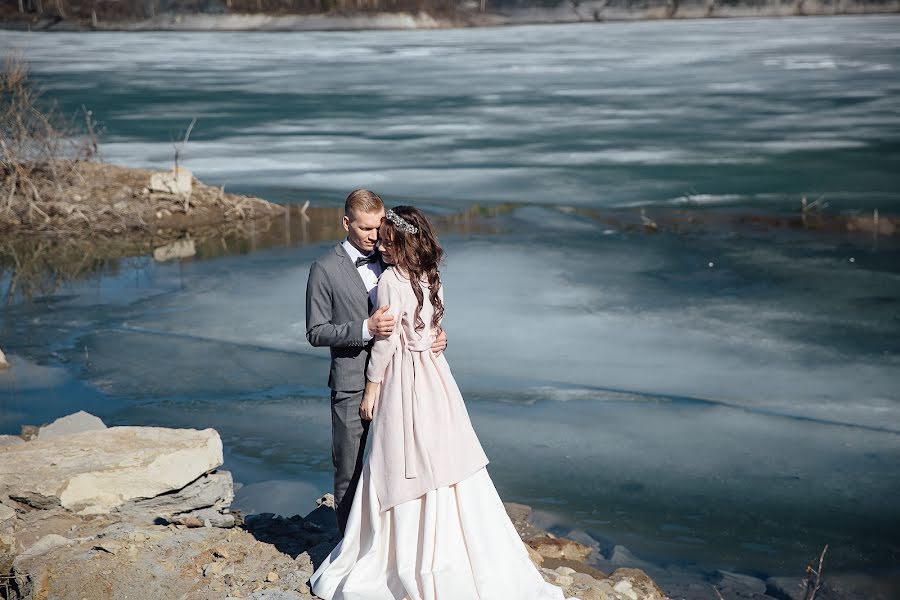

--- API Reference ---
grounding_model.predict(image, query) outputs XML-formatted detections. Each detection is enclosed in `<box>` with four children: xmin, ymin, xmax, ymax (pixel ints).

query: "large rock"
<box><xmin>0</xmin><ymin>426</ymin><xmax>223</xmax><ymax>514</ymax></box>
<box><xmin>0</xmin><ymin>435</ymin><xmax>24</xmax><ymax>447</ymax></box>
<box><xmin>13</xmin><ymin>534</ymin><xmax>73</xmax><ymax>568</ymax></box>
<box><xmin>541</xmin><ymin>564</ymin><xmax>667</xmax><ymax>600</ymax></box>
<box><xmin>36</xmin><ymin>410</ymin><xmax>106</xmax><ymax>441</ymax></box>
<box><xmin>0</xmin><ymin>503</ymin><xmax>15</xmax><ymax>523</ymax></box>
<box><xmin>115</xmin><ymin>470</ymin><xmax>234</xmax><ymax>526</ymax></box>
<box><xmin>153</xmin><ymin>237</ymin><xmax>196</xmax><ymax>262</ymax></box>
<box><xmin>149</xmin><ymin>166</ymin><xmax>193</xmax><ymax>196</ymax></box>
<box><xmin>12</xmin><ymin>522</ymin><xmax>313</xmax><ymax>600</ymax></box>
<box><xmin>505</xmin><ymin>501</ymin><xmax>546</xmax><ymax>540</ymax></box>
<box><xmin>528</xmin><ymin>535</ymin><xmax>593</xmax><ymax>561</ymax></box>
<box><xmin>609</xmin><ymin>568</ymin><xmax>669</xmax><ymax>600</ymax></box>
<box><xmin>0</xmin><ymin>347</ymin><xmax>8</xmax><ymax>370</ymax></box>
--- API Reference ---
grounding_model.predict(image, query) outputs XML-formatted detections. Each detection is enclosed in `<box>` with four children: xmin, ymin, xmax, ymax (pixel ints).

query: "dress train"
<box><xmin>310</xmin><ymin>464</ymin><xmax>569</xmax><ymax>600</ymax></box>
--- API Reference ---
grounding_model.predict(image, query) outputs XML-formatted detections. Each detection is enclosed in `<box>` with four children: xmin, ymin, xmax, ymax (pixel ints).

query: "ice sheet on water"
<box><xmin>440</xmin><ymin>233</ymin><xmax>900</xmax><ymax>432</ymax></box>
<box><xmin>0</xmin><ymin>354</ymin><xmax>68</xmax><ymax>391</ymax></box>
<box><xmin>65</xmin><ymin>252</ymin><xmax>329</xmax><ymax>397</ymax></box>
<box><xmin>12</xmin><ymin>16</ymin><xmax>900</xmax><ymax>209</ymax></box>
<box><xmin>78</xmin><ymin>328</ymin><xmax>324</xmax><ymax>398</ymax></box>
<box><xmin>467</xmin><ymin>382</ymin><xmax>900</xmax><ymax>569</ymax></box>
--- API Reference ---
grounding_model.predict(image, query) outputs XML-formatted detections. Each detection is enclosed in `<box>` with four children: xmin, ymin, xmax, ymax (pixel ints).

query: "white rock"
<box><xmin>0</xmin><ymin>435</ymin><xmax>24</xmax><ymax>447</ymax></box>
<box><xmin>0</xmin><ymin>426</ymin><xmax>223</xmax><ymax>514</ymax></box>
<box><xmin>0</xmin><ymin>347</ymin><xmax>8</xmax><ymax>370</ymax></box>
<box><xmin>149</xmin><ymin>166</ymin><xmax>193</xmax><ymax>196</ymax></box>
<box><xmin>613</xmin><ymin>579</ymin><xmax>639</xmax><ymax>600</ymax></box>
<box><xmin>16</xmin><ymin>534</ymin><xmax>73</xmax><ymax>563</ymax></box>
<box><xmin>116</xmin><ymin>470</ymin><xmax>234</xmax><ymax>524</ymax></box>
<box><xmin>609</xmin><ymin>569</ymin><xmax>668</xmax><ymax>600</ymax></box>
<box><xmin>37</xmin><ymin>411</ymin><xmax>106</xmax><ymax>441</ymax></box>
<box><xmin>153</xmin><ymin>238</ymin><xmax>196</xmax><ymax>262</ymax></box>
<box><xmin>294</xmin><ymin>551</ymin><xmax>314</xmax><ymax>574</ymax></box>
<box><xmin>316</xmin><ymin>493</ymin><xmax>336</xmax><ymax>509</ymax></box>
<box><xmin>0</xmin><ymin>503</ymin><xmax>15</xmax><ymax>522</ymax></box>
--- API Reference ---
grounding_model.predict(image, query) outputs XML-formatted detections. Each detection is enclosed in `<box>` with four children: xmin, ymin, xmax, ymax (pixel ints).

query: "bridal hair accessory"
<box><xmin>386</xmin><ymin>209</ymin><xmax>419</xmax><ymax>234</ymax></box>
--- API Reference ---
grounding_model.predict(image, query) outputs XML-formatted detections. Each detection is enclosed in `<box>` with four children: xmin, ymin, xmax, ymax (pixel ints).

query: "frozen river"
<box><xmin>1</xmin><ymin>15</ymin><xmax>899</xmax><ymax>590</ymax></box>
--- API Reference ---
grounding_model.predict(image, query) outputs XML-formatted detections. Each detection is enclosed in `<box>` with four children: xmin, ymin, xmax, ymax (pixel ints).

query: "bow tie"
<box><xmin>355</xmin><ymin>254</ymin><xmax>378</xmax><ymax>268</ymax></box>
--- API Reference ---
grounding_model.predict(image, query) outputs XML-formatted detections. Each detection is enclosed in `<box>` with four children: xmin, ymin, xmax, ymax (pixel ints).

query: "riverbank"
<box><xmin>0</xmin><ymin>412</ymin><xmax>669</xmax><ymax>600</ymax></box>
<box><xmin>3</xmin><ymin>1</ymin><xmax>899</xmax><ymax>32</ymax></box>
<box><xmin>0</xmin><ymin>161</ymin><xmax>284</xmax><ymax>236</ymax></box>
<box><xmin>2</xmin><ymin>413</ymin><xmax>896</xmax><ymax>599</ymax></box>
<box><xmin>1</xmin><ymin>199</ymin><xmax>894</xmax><ymax>304</ymax></box>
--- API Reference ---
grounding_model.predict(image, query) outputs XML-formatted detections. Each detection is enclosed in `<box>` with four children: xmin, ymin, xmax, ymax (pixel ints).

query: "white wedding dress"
<box><xmin>309</xmin><ymin>463</ymin><xmax>568</xmax><ymax>600</ymax></box>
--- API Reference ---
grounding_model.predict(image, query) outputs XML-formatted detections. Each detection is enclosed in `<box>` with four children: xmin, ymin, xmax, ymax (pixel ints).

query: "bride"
<box><xmin>309</xmin><ymin>206</ymin><xmax>569</xmax><ymax>600</ymax></box>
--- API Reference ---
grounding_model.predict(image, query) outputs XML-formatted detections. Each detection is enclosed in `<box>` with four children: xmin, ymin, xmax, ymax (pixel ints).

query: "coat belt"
<box><xmin>399</xmin><ymin>331</ymin><xmax>431</xmax><ymax>479</ymax></box>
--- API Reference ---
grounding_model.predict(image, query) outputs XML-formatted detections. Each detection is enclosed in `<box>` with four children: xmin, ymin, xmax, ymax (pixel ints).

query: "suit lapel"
<box><xmin>334</xmin><ymin>244</ymin><xmax>369</xmax><ymax>300</ymax></box>
<box><xmin>376</xmin><ymin>251</ymin><xmax>388</xmax><ymax>272</ymax></box>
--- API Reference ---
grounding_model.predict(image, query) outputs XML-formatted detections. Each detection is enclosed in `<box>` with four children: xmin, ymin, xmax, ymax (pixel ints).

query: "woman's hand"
<box><xmin>360</xmin><ymin>380</ymin><xmax>381</xmax><ymax>421</ymax></box>
<box><xmin>431</xmin><ymin>327</ymin><xmax>447</xmax><ymax>356</ymax></box>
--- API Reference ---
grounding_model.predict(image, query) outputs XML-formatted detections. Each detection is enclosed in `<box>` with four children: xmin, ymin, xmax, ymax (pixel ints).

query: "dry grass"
<box><xmin>0</xmin><ymin>52</ymin><xmax>95</xmax><ymax>230</ymax></box>
<box><xmin>0</xmin><ymin>54</ymin><xmax>283</xmax><ymax>236</ymax></box>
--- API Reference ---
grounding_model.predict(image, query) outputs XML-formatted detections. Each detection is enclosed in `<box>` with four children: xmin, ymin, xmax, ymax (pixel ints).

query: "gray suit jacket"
<box><xmin>306</xmin><ymin>243</ymin><xmax>373</xmax><ymax>392</ymax></box>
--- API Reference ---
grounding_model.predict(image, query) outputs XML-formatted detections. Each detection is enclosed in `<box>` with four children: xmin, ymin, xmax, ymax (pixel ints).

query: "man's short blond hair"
<box><xmin>345</xmin><ymin>189</ymin><xmax>384</xmax><ymax>220</ymax></box>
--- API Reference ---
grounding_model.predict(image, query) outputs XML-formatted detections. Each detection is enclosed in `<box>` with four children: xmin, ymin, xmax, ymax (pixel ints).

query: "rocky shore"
<box><xmin>0</xmin><ymin>411</ymin><xmax>671</xmax><ymax>600</ymax></box>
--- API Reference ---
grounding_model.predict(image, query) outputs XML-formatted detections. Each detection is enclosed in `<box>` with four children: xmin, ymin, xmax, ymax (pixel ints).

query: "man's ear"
<box><xmin>342</xmin><ymin>215</ymin><xmax>351</xmax><ymax>232</ymax></box>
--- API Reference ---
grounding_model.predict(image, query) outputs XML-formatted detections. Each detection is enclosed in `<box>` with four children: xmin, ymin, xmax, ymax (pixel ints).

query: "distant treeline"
<box><xmin>0</xmin><ymin>0</ymin><xmax>473</xmax><ymax>20</ymax></box>
<box><xmin>0</xmin><ymin>0</ymin><xmax>565</xmax><ymax>21</ymax></box>
<box><xmin>1</xmin><ymin>0</ymin><xmax>898</xmax><ymax>26</ymax></box>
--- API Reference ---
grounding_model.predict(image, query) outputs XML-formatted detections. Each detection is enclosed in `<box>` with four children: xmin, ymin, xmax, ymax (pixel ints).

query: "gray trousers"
<box><xmin>331</xmin><ymin>389</ymin><xmax>370</xmax><ymax>535</ymax></box>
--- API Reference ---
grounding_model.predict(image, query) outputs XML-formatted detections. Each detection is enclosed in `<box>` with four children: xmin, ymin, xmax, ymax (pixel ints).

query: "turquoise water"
<box><xmin>1</xmin><ymin>16</ymin><xmax>899</xmax><ymax>589</ymax></box>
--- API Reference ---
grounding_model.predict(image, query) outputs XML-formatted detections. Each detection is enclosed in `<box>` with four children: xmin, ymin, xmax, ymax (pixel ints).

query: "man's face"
<box><xmin>343</xmin><ymin>208</ymin><xmax>384</xmax><ymax>254</ymax></box>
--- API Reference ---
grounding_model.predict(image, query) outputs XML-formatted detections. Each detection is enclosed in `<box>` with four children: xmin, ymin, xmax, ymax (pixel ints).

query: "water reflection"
<box><xmin>0</xmin><ymin>202</ymin><xmax>516</xmax><ymax>303</ymax></box>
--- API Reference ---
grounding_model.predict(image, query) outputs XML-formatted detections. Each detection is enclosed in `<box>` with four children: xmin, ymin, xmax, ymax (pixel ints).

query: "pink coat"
<box><xmin>365</xmin><ymin>268</ymin><xmax>489</xmax><ymax>513</ymax></box>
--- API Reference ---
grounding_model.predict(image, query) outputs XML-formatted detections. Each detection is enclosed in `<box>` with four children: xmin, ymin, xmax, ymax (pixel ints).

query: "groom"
<box><xmin>305</xmin><ymin>189</ymin><xmax>447</xmax><ymax>534</ymax></box>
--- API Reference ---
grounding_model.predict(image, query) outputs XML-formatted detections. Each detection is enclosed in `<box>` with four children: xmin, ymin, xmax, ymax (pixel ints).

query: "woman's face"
<box><xmin>377</xmin><ymin>225</ymin><xmax>396</xmax><ymax>265</ymax></box>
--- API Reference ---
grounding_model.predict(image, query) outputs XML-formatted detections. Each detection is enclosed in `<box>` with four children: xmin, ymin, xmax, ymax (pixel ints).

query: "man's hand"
<box><xmin>431</xmin><ymin>328</ymin><xmax>447</xmax><ymax>356</ymax></box>
<box><xmin>360</xmin><ymin>390</ymin><xmax>378</xmax><ymax>421</ymax></box>
<box><xmin>368</xmin><ymin>305</ymin><xmax>395</xmax><ymax>338</ymax></box>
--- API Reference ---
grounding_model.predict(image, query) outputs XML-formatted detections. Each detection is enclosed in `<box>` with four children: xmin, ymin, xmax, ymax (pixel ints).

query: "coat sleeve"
<box><xmin>366</xmin><ymin>273</ymin><xmax>403</xmax><ymax>384</ymax></box>
<box><xmin>305</xmin><ymin>261</ymin><xmax>366</xmax><ymax>348</ymax></box>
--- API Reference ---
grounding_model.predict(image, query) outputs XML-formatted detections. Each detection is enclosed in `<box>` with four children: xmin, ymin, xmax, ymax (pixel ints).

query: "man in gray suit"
<box><xmin>306</xmin><ymin>189</ymin><xmax>446</xmax><ymax>534</ymax></box>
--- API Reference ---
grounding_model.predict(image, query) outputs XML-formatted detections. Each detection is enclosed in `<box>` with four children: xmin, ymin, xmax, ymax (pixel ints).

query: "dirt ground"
<box><xmin>0</xmin><ymin>161</ymin><xmax>284</xmax><ymax>235</ymax></box>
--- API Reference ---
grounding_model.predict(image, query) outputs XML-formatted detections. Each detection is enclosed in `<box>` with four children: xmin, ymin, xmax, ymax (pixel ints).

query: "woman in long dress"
<box><xmin>309</xmin><ymin>206</ymin><xmax>569</xmax><ymax>600</ymax></box>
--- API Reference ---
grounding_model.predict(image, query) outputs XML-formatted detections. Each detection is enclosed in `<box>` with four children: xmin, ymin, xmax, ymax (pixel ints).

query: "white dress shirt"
<box><xmin>342</xmin><ymin>239</ymin><xmax>383</xmax><ymax>342</ymax></box>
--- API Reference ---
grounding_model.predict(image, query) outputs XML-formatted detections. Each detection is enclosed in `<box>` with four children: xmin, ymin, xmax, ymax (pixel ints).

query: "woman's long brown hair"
<box><xmin>381</xmin><ymin>206</ymin><xmax>444</xmax><ymax>332</ymax></box>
